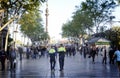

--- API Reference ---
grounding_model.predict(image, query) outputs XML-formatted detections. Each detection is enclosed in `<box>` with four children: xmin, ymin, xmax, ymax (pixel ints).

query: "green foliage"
<box><xmin>19</xmin><ymin>10</ymin><xmax>40</xmax><ymax>32</ymax></box>
<box><xmin>19</xmin><ymin>9</ymin><xmax>49</xmax><ymax>42</ymax></box>
<box><xmin>81</xmin><ymin>0</ymin><xmax>117</xmax><ymax>33</ymax></box>
<box><xmin>0</xmin><ymin>0</ymin><xmax>46</xmax><ymax>23</ymax></box>
<box><xmin>61</xmin><ymin>0</ymin><xmax>117</xmax><ymax>44</ymax></box>
<box><xmin>117</xmin><ymin>0</ymin><xmax>120</xmax><ymax>3</ymax></box>
<box><xmin>110</xmin><ymin>27</ymin><xmax>120</xmax><ymax>46</ymax></box>
<box><xmin>62</xmin><ymin>21</ymin><xmax>77</xmax><ymax>37</ymax></box>
<box><xmin>0</xmin><ymin>0</ymin><xmax>47</xmax><ymax>46</ymax></box>
<box><xmin>62</xmin><ymin>6</ymin><xmax>93</xmax><ymax>39</ymax></box>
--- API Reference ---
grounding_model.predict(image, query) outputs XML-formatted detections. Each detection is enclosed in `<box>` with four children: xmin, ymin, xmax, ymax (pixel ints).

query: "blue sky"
<box><xmin>41</xmin><ymin>0</ymin><xmax>120</xmax><ymax>40</ymax></box>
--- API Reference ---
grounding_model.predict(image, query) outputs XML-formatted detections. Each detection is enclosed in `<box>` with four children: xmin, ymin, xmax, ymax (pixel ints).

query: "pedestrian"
<box><xmin>0</xmin><ymin>48</ymin><xmax>7</xmax><ymax>71</ymax></box>
<box><xmin>82</xmin><ymin>44</ymin><xmax>89</xmax><ymax>59</ymax></box>
<box><xmin>49</xmin><ymin>46</ymin><xmax>56</xmax><ymax>71</ymax></box>
<box><xmin>26</xmin><ymin>46</ymin><xmax>30</xmax><ymax>59</ymax></box>
<box><xmin>58</xmin><ymin>44</ymin><xmax>66</xmax><ymax>71</ymax></box>
<box><xmin>113</xmin><ymin>47</ymin><xmax>120</xmax><ymax>73</ymax></box>
<box><xmin>101</xmin><ymin>46</ymin><xmax>107</xmax><ymax>64</ymax></box>
<box><xmin>18</xmin><ymin>46</ymin><xmax>23</xmax><ymax>61</ymax></box>
<box><xmin>109</xmin><ymin>47</ymin><xmax>115</xmax><ymax>64</ymax></box>
<box><xmin>90</xmin><ymin>45</ymin><xmax>96</xmax><ymax>64</ymax></box>
<box><xmin>9</xmin><ymin>47</ymin><xmax>16</xmax><ymax>71</ymax></box>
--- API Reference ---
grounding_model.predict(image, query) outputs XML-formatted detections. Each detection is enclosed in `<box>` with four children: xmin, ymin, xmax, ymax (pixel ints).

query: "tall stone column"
<box><xmin>45</xmin><ymin>1</ymin><xmax>49</xmax><ymax>33</ymax></box>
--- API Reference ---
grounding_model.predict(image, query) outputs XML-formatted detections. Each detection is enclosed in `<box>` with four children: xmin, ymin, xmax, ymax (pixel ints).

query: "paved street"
<box><xmin>0</xmin><ymin>52</ymin><xmax>120</xmax><ymax>78</ymax></box>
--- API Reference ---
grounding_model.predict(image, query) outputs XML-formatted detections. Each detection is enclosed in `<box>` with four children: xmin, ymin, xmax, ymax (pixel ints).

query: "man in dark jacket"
<box><xmin>0</xmin><ymin>48</ymin><xmax>7</xmax><ymax>71</ymax></box>
<box><xmin>109</xmin><ymin>47</ymin><xmax>115</xmax><ymax>64</ymax></box>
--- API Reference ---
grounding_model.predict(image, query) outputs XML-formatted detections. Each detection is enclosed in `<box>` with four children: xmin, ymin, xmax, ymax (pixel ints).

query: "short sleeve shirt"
<box><xmin>114</xmin><ymin>50</ymin><xmax>120</xmax><ymax>61</ymax></box>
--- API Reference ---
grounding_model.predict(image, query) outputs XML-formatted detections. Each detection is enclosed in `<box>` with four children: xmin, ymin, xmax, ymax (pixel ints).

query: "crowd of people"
<box><xmin>79</xmin><ymin>44</ymin><xmax>115</xmax><ymax>64</ymax></box>
<box><xmin>0</xmin><ymin>44</ymin><xmax>66</xmax><ymax>72</ymax></box>
<box><xmin>79</xmin><ymin>43</ymin><xmax>120</xmax><ymax>74</ymax></box>
<box><xmin>0</xmin><ymin>43</ymin><xmax>120</xmax><ymax>74</ymax></box>
<box><xmin>0</xmin><ymin>46</ymin><xmax>17</xmax><ymax>71</ymax></box>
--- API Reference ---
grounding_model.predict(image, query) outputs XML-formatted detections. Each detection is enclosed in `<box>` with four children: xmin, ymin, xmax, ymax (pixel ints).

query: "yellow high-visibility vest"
<box><xmin>58</xmin><ymin>47</ymin><xmax>66</xmax><ymax>52</ymax></box>
<box><xmin>49</xmin><ymin>48</ymin><xmax>55</xmax><ymax>53</ymax></box>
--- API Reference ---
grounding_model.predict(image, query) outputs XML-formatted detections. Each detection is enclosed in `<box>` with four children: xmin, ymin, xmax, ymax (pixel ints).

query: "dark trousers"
<box><xmin>50</xmin><ymin>59</ymin><xmax>56</xmax><ymax>70</ymax></box>
<box><xmin>10</xmin><ymin>59</ymin><xmax>16</xmax><ymax>70</ymax></box>
<box><xmin>20</xmin><ymin>54</ymin><xmax>22</xmax><ymax>60</ymax></box>
<box><xmin>109</xmin><ymin>57</ymin><xmax>114</xmax><ymax>64</ymax></box>
<box><xmin>49</xmin><ymin>54</ymin><xmax>56</xmax><ymax>70</ymax></box>
<box><xmin>92</xmin><ymin>55</ymin><xmax>95</xmax><ymax>63</ymax></box>
<box><xmin>84</xmin><ymin>52</ymin><xmax>86</xmax><ymax>58</ymax></box>
<box><xmin>102</xmin><ymin>57</ymin><xmax>107</xmax><ymax>64</ymax></box>
<box><xmin>0</xmin><ymin>60</ymin><xmax>5</xmax><ymax>70</ymax></box>
<box><xmin>59</xmin><ymin>52</ymin><xmax>65</xmax><ymax>70</ymax></box>
<box><xmin>59</xmin><ymin>58</ymin><xmax>64</xmax><ymax>70</ymax></box>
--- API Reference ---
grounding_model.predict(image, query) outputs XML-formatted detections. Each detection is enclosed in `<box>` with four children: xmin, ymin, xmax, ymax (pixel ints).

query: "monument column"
<box><xmin>45</xmin><ymin>1</ymin><xmax>49</xmax><ymax>33</ymax></box>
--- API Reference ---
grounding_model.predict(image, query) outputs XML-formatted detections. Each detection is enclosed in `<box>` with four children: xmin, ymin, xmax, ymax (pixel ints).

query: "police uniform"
<box><xmin>49</xmin><ymin>47</ymin><xmax>56</xmax><ymax>71</ymax></box>
<box><xmin>58</xmin><ymin>44</ymin><xmax>66</xmax><ymax>71</ymax></box>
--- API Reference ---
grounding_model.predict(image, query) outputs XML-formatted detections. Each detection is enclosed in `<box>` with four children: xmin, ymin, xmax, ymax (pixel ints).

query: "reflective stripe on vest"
<box><xmin>49</xmin><ymin>49</ymin><xmax>55</xmax><ymax>53</ymax></box>
<box><xmin>58</xmin><ymin>47</ymin><xmax>66</xmax><ymax>52</ymax></box>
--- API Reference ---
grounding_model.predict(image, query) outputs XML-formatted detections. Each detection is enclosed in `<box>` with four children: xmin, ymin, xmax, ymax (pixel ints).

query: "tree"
<box><xmin>81</xmin><ymin>0</ymin><xmax>117</xmax><ymax>33</ymax></box>
<box><xmin>19</xmin><ymin>9</ymin><xmax>49</xmax><ymax>42</ymax></box>
<box><xmin>106</xmin><ymin>26</ymin><xmax>120</xmax><ymax>47</ymax></box>
<box><xmin>62</xmin><ymin>8</ymin><xmax>93</xmax><ymax>43</ymax></box>
<box><xmin>0</xmin><ymin>0</ymin><xmax>46</xmax><ymax>25</ymax></box>
<box><xmin>118</xmin><ymin>0</ymin><xmax>120</xmax><ymax>3</ymax></box>
<box><xmin>0</xmin><ymin>0</ymin><xmax>46</xmax><ymax>47</ymax></box>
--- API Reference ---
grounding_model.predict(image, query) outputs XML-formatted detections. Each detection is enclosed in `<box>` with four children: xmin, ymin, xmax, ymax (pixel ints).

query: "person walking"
<box><xmin>82</xmin><ymin>44</ymin><xmax>89</xmax><ymax>59</ymax></box>
<box><xmin>9</xmin><ymin>47</ymin><xmax>17</xmax><ymax>71</ymax></box>
<box><xmin>113</xmin><ymin>47</ymin><xmax>120</xmax><ymax>74</ymax></box>
<box><xmin>101</xmin><ymin>46</ymin><xmax>107</xmax><ymax>64</ymax></box>
<box><xmin>109</xmin><ymin>47</ymin><xmax>115</xmax><ymax>64</ymax></box>
<box><xmin>18</xmin><ymin>46</ymin><xmax>23</xmax><ymax>61</ymax></box>
<box><xmin>49</xmin><ymin>46</ymin><xmax>56</xmax><ymax>71</ymax></box>
<box><xmin>90</xmin><ymin>45</ymin><xmax>96</xmax><ymax>64</ymax></box>
<box><xmin>0</xmin><ymin>48</ymin><xmax>7</xmax><ymax>71</ymax></box>
<box><xmin>58</xmin><ymin>44</ymin><xmax>66</xmax><ymax>71</ymax></box>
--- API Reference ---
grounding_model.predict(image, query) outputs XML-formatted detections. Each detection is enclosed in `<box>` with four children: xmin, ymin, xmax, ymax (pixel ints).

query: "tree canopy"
<box><xmin>81</xmin><ymin>0</ymin><xmax>117</xmax><ymax>33</ymax></box>
<box><xmin>19</xmin><ymin>10</ymin><xmax>49</xmax><ymax>42</ymax></box>
<box><xmin>62</xmin><ymin>0</ymin><xmax>118</xmax><ymax>43</ymax></box>
<box><xmin>0</xmin><ymin>0</ymin><xmax>48</xmax><ymax>45</ymax></box>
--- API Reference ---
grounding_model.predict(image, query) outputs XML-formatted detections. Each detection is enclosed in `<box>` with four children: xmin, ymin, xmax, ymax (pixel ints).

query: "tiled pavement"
<box><xmin>0</xmin><ymin>52</ymin><xmax>119</xmax><ymax>78</ymax></box>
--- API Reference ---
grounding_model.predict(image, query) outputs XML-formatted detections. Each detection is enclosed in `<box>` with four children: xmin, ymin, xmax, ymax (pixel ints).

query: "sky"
<box><xmin>41</xmin><ymin>0</ymin><xmax>120</xmax><ymax>40</ymax></box>
<box><xmin>10</xmin><ymin>0</ymin><xmax>120</xmax><ymax>45</ymax></box>
<box><xmin>41</xmin><ymin>0</ymin><xmax>84</xmax><ymax>40</ymax></box>
<box><xmin>10</xmin><ymin>0</ymin><xmax>83</xmax><ymax>45</ymax></box>
<box><xmin>112</xmin><ymin>6</ymin><xmax>120</xmax><ymax>23</ymax></box>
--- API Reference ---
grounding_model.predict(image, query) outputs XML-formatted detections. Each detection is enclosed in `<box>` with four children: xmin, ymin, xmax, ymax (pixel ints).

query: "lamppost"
<box><xmin>13</xmin><ymin>22</ymin><xmax>19</xmax><ymax>49</ymax></box>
